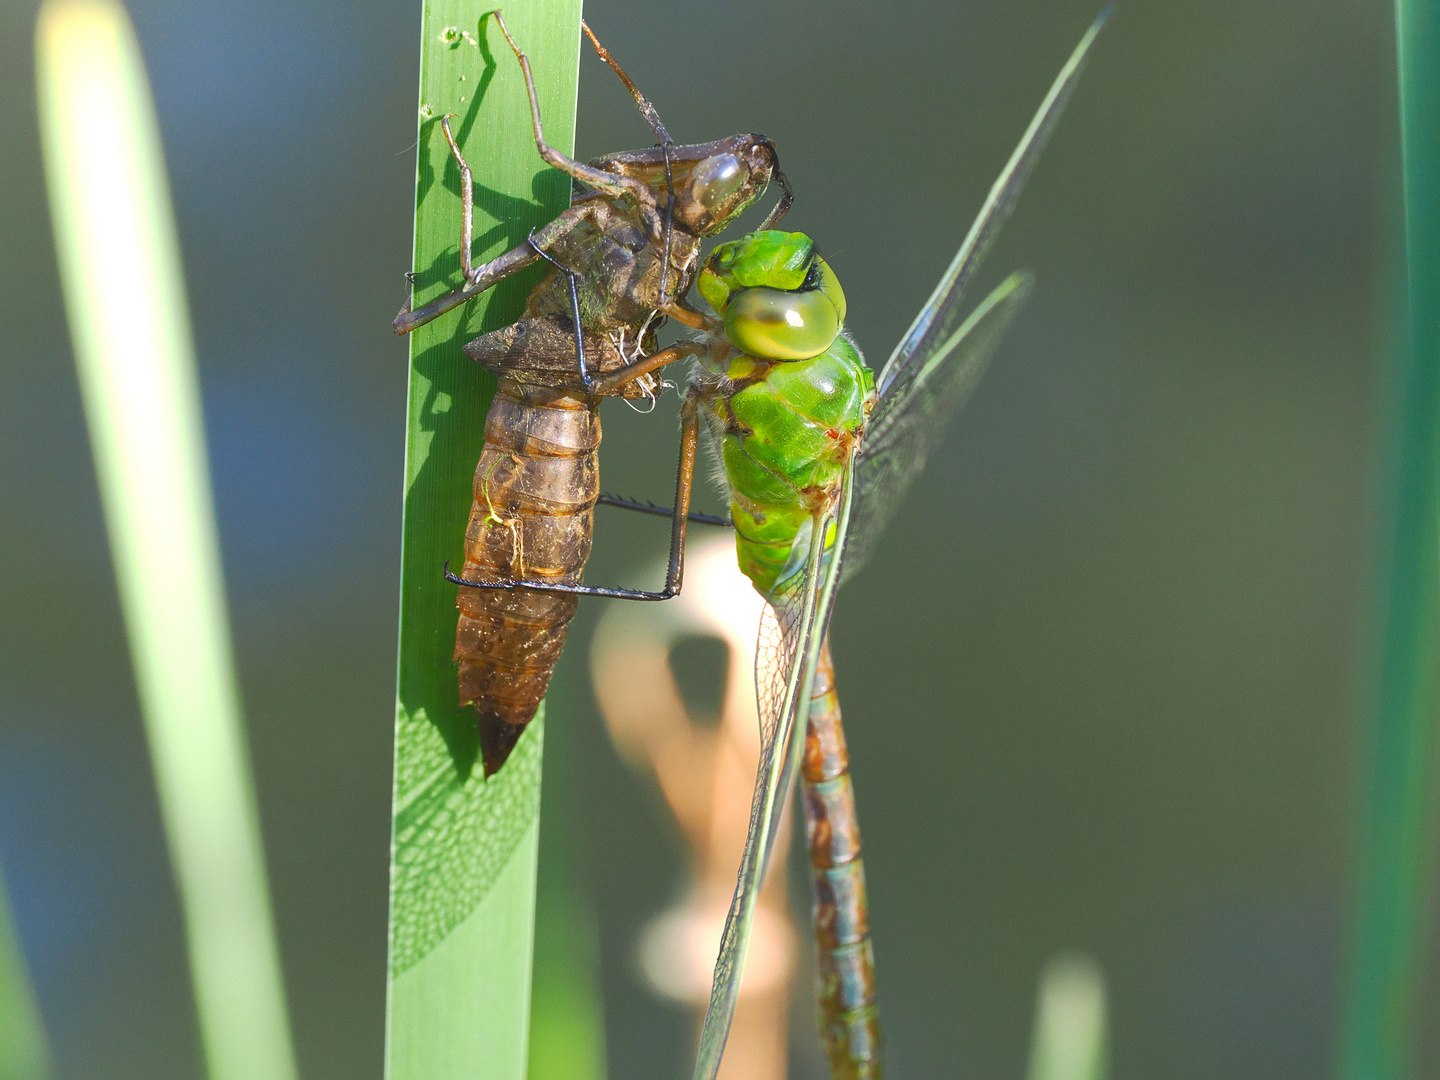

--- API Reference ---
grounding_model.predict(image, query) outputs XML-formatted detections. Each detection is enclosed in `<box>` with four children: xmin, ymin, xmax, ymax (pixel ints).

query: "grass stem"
<box><xmin>1025</xmin><ymin>954</ymin><xmax>1108</xmax><ymax>1080</ymax></box>
<box><xmin>0</xmin><ymin>869</ymin><xmax>50</xmax><ymax>1080</ymax></box>
<box><xmin>385</xmin><ymin>4</ymin><xmax>582</xmax><ymax>1079</ymax></box>
<box><xmin>1341</xmin><ymin>2</ymin><xmax>1440</xmax><ymax>1076</ymax></box>
<box><xmin>35</xmin><ymin>4</ymin><xmax>299</xmax><ymax>1080</ymax></box>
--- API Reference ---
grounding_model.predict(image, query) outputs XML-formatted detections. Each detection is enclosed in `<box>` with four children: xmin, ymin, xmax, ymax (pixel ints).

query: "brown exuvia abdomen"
<box><xmin>453</xmin><ymin>379</ymin><xmax>599</xmax><ymax>775</ymax></box>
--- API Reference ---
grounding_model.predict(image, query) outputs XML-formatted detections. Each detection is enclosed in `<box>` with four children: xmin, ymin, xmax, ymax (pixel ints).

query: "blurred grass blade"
<box><xmin>1341</xmin><ymin>2</ymin><xmax>1440</xmax><ymax>1078</ymax></box>
<box><xmin>34</xmin><ymin>5</ymin><xmax>298</xmax><ymax>1080</ymax></box>
<box><xmin>1025</xmin><ymin>953</ymin><xmax>1108</xmax><ymax>1080</ymax></box>
<box><xmin>0</xmin><ymin>869</ymin><xmax>50</xmax><ymax>1080</ymax></box>
<box><xmin>385</xmin><ymin>4</ymin><xmax>581</xmax><ymax>1079</ymax></box>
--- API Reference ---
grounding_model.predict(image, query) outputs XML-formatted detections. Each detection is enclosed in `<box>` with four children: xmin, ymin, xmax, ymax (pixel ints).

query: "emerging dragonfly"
<box><xmin>677</xmin><ymin>12</ymin><xmax>1109</xmax><ymax>1078</ymax></box>
<box><xmin>394</xmin><ymin>12</ymin><xmax>791</xmax><ymax>775</ymax></box>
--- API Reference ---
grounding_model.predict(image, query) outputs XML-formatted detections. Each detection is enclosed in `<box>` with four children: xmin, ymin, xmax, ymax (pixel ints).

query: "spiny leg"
<box><xmin>394</xmin><ymin>114</ymin><xmax>541</xmax><ymax>334</ymax></box>
<box><xmin>393</xmin><ymin>113</ymin><xmax>546</xmax><ymax>334</ymax></box>
<box><xmin>591</xmin><ymin>340</ymin><xmax>701</xmax><ymax>396</ymax></box>
<box><xmin>396</xmin><ymin>197</ymin><xmax>602</xmax><ymax>335</ymax></box>
<box><xmin>484</xmin><ymin>10</ymin><xmax>661</xmax><ymax>232</ymax></box>
<box><xmin>654</xmin><ymin>391</ymin><xmax>702</xmax><ymax>597</ymax></box>
<box><xmin>597</xmin><ymin>493</ymin><xmax>731</xmax><ymax>528</ymax></box>
<box><xmin>394</xmin><ymin>239</ymin><xmax>541</xmax><ymax>334</ymax></box>
<box><xmin>446</xmin><ymin>392</ymin><xmax>702</xmax><ymax>601</ymax></box>
<box><xmin>580</xmin><ymin>19</ymin><xmax>671</xmax><ymax>145</ymax></box>
<box><xmin>440</xmin><ymin>115</ymin><xmax>476</xmax><ymax>280</ymax></box>
<box><xmin>577</xmin><ymin>19</ymin><xmax>678</xmax><ymax>301</ymax></box>
<box><xmin>525</xmin><ymin>234</ymin><xmax>595</xmax><ymax>390</ymax></box>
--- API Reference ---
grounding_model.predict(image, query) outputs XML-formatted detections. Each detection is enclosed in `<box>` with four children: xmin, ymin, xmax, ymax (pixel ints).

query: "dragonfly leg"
<box><xmin>485</xmin><ymin>11</ymin><xmax>661</xmax><ymax>229</ymax></box>
<box><xmin>757</xmin><ymin>167</ymin><xmax>794</xmax><ymax>231</ymax></box>
<box><xmin>590</xmin><ymin>340</ymin><xmax>701</xmax><ymax>396</ymax></box>
<box><xmin>525</xmin><ymin>234</ymin><xmax>595</xmax><ymax>391</ymax></box>
<box><xmin>523</xmin><ymin>244</ymin><xmax>697</xmax><ymax>396</ymax></box>
<box><xmin>439</xmin><ymin>115</ymin><xmax>476</xmax><ymax>281</ymax></box>
<box><xmin>447</xmin><ymin>392</ymin><xmax>702</xmax><ymax>601</ymax></box>
<box><xmin>580</xmin><ymin>20</ymin><xmax>671</xmax><ymax>145</ymax></box>
<box><xmin>660</xmin><ymin>297</ymin><xmax>723</xmax><ymax>334</ymax></box>
<box><xmin>597</xmin><ymin>493</ymin><xmax>731</xmax><ymax>527</ymax></box>
<box><xmin>575</xmin><ymin>19</ymin><xmax>677</xmax><ymax>298</ymax></box>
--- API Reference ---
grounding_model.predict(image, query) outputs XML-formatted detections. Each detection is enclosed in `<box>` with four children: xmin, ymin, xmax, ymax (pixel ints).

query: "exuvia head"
<box><xmin>600</xmin><ymin>134</ymin><xmax>789</xmax><ymax>236</ymax></box>
<box><xmin>697</xmin><ymin>231</ymin><xmax>846</xmax><ymax>361</ymax></box>
<box><xmin>677</xmin><ymin>135</ymin><xmax>789</xmax><ymax>235</ymax></box>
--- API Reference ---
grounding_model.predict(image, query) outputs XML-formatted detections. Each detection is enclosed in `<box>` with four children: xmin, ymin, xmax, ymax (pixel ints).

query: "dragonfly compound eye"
<box><xmin>690</xmin><ymin>153</ymin><xmax>747</xmax><ymax>211</ymax></box>
<box><xmin>722</xmin><ymin>256</ymin><xmax>847</xmax><ymax>361</ymax></box>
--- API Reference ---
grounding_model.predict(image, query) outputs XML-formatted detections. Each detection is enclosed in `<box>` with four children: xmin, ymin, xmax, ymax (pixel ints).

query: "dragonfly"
<box><xmin>675</xmin><ymin>12</ymin><xmax>1110</xmax><ymax>1078</ymax></box>
<box><xmin>393</xmin><ymin>12</ymin><xmax>791</xmax><ymax>775</ymax></box>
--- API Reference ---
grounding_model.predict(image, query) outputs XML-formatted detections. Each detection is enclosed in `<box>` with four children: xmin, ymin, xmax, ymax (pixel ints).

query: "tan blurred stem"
<box><xmin>1025</xmin><ymin>953</ymin><xmax>1108</xmax><ymax>1080</ymax></box>
<box><xmin>0</xmin><ymin>869</ymin><xmax>50</xmax><ymax>1080</ymax></box>
<box><xmin>591</xmin><ymin>538</ymin><xmax>794</xmax><ymax>1080</ymax></box>
<box><xmin>34</xmin><ymin>4</ymin><xmax>298</xmax><ymax>1080</ymax></box>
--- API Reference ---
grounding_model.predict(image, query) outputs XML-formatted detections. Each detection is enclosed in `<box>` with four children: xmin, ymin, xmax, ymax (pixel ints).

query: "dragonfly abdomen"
<box><xmin>454</xmin><ymin>380</ymin><xmax>600</xmax><ymax>775</ymax></box>
<box><xmin>804</xmin><ymin>641</ymin><xmax>882</xmax><ymax>1080</ymax></box>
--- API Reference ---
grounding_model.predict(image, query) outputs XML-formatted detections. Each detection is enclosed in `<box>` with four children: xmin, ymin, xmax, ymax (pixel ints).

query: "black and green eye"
<box><xmin>722</xmin><ymin>256</ymin><xmax>846</xmax><ymax>361</ymax></box>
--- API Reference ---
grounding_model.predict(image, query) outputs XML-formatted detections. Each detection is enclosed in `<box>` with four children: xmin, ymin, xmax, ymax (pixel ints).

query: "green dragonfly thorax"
<box><xmin>696</xmin><ymin>231</ymin><xmax>873</xmax><ymax>595</ymax></box>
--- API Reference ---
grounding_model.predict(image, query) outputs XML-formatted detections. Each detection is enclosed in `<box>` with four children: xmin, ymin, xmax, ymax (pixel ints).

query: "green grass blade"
<box><xmin>385</xmin><ymin>4</ymin><xmax>581</xmax><ymax>1079</ymax></box>
<box><xmin>1024</xmin><ymin>954</ymin><xmax>1108</xmax><ymax>1080</ymax></box>
<box><xmin>34</xmin><ymin>4</ymin><xmax>299</xmax><ymax>1080</ymax></box>
<box><xmin>0</xmin><ymin>869</ymin><xmax>50</xmax><ymax>1080</ymax></box>
<box><xmin>1341</xmin><ymin>3</ymin><xmax>1440</xmax><ymax>1077</ymax></box>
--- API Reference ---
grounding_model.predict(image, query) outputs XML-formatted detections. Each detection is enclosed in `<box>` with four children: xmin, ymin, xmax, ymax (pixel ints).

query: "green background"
<box><xmin>0</xmin><ymin>0</ymin><xmax>1429</xmax><ymax>1078</ymax></box>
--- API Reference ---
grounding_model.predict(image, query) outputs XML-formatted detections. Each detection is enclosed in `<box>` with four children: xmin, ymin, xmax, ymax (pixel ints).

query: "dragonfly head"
<box><xmin>599</xmin><ymin>134</ymin><xmax>787</xmax><ymax>235</ymax></box>
<box><xmin>657</xmin><ymin>134</ymin><xmax>785</xmax><ymax>236</ymax></box>
<box><xmin>682</xmin><ymin>136</ymin><xmax>784</xmax><ymax>236</ymax></box>
<box><xmin>698</xmin><ymin>231</ymin><xmax>846</xmax><ymax>361</ymax></box>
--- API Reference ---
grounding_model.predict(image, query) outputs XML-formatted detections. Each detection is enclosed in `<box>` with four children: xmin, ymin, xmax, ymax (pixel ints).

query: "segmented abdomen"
<box><xmin>804</xmin><ymin>639</ymin><xmax>882</xmax><ymax>1080</ymax></box>
<box><xmin>453</xmin><ymin>380</ymin><xmax>599</xmax><ymax>775</ymax></box>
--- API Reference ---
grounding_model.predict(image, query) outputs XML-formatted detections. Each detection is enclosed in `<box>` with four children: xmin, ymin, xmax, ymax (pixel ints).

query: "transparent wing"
<box><xmin>842</xmin><ymin>271</ymin><xmax>1031</xmax><ymax>581</ymax></box>
<box><xmin>691</xmin><ymin>473</ymin><xmax>854</xmax><ymax>1080</ymax></box>
<box><xmin>871</xmin><ymin>8</ymin><xmax>1108</xmax><ymax>415</ymax></box>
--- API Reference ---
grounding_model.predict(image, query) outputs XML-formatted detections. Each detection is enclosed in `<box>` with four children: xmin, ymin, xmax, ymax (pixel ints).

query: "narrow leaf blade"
<box><xmin>385</xmin><ymin>5</ymin><xmax>582</xmax><ymax>1080</ymax></box>
<box><xmin>35</xmin><ymin>4</ymin><xmax>298</xmax><ymax>1079</ymax></box>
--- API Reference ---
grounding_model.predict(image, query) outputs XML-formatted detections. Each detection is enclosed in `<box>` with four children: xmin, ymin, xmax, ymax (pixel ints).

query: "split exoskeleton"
<box><xmin>393</xmin><ymin>12</ymin><xmax>790</xmax><ymax>775</ymax></box>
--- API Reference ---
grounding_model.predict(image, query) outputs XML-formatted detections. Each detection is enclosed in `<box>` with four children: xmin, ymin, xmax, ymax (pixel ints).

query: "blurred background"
<box><xmin>0</xmin><ymin>0</ymin><xmax>1426</xmax><ymax>1077</ymax></box>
